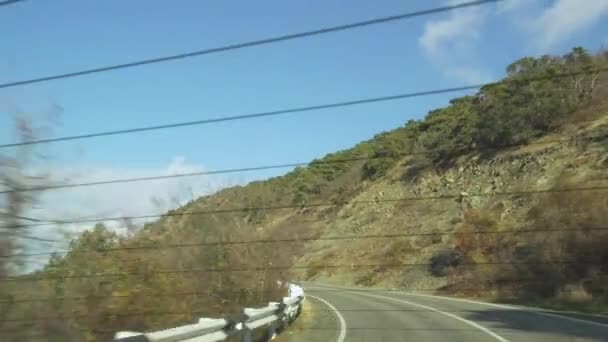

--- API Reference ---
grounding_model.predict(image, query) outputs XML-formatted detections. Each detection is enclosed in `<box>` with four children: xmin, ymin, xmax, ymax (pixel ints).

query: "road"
<box><xmin>286</xmin><ymin>283</ymin><xmax>608</xmax><ymax>342</ymax></box>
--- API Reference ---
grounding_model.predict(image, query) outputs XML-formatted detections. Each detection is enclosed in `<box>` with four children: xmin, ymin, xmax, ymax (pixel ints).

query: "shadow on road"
<box><xmin>462</xmin><ymin>309</ymin><xmax>608</xmax><ymax>340</ymax></box>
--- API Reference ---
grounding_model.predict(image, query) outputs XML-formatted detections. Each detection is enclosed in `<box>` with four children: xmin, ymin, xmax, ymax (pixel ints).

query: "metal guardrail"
<box><xmin>114</xmin><ymin>285</ymin><xmax>304</xmax><ymax>342</ymax></box>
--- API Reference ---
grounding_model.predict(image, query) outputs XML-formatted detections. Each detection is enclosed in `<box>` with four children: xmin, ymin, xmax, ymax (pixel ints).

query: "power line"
<box><xmin>4</xmin><ymin>225</ymin><xmax>607</xmax><ymax>259</ymax></box>
<box><xmin>0</xmin><ymin>276</ymin><xmax>574</xmax><ymax>306</ymax></box>
<box><xmin>0</xmin><ymin>161</ymin><xmax>323</xmax><ymax>194</ymax></box>
<box><xmin>0</xmin><ymin>280</ymin><xmax>601</xmax><ymax>327</ymax></box>
<box><xmin>0</xmin><ymin>0</ymin><xmax>500</xmax><ymax>91</ymax></box>
<box><xmin>10</xmin><ymin>215</ymin><xmax>44</xmax><ymax>222</ymax></box>
<box><xmin>0</xmin><ymin>277</ymin><xmax>576</xmax><ymax>306</ymax></box>
<box><xmin>3</xmin><ymin>184</ymin><xmax>607</xmax><ymax>230</ymax></box>
<box><xmin>13</xmin><ymin>233</ymin><xmax>62</xmax><ymax>243</ymax></box>
<box><xmin>3</xmin><ymin>260</ymin><xmax>602</xmax><ymax>283</ymax></box>
<box><xmin>0</xmin><ymin>312</ymin><xmax>536</xmax><ymax>327</ymax></box>
<box><xmin>0</xmin><ymin>86</ymin><xmax>481</xmax><ymax>148</ymax></box>
<box><xmin>2</xmin><ymin>132</ymin><xmax>605</xmax><ymax>195</ymax></box>
<box><xmin>0</xmin><ymin>0</ymin><xmax>25</xmax><ymax>7</ymax></box>
<box><xmin>0</xmin><ymin>285</ymin><xmax>526</xmax><ymax>305</ymax></box>
<box><xmin>0</xmin><ymin>216</ymin><xmax>60</xmax><ymax>242</ymax></box>
<box><xmin>0</xmin><ymin>303</ymin><xmax>552</xmax><ymax>325</ymax></box>
<box><xmin>0</xmin><ymin>220</ymin><xmax>62</xmax><ymax>243</ymax></box>
<box><xmin>1</xmin><ymin>66</ymin><xmax>605</xmax><ymax>149</ymax></box>
<box><xmin>0</xmin><ymin>211</ymin><xmax>42</xmax><ymax>222</ymax></box>
<box><xmin>0</xmin><ymin>214</ymin><xmax>47</xmax><ymax>222</ymax></box>
<box><xmin>0</xmin><ymin>215</ymin><xmax>63</xmax><ymax>242</ymax></box>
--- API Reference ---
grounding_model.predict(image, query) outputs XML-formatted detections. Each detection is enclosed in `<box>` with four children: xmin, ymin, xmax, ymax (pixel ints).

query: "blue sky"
<box><xmin>1</xmin><ymin>0</ymin><xmax>608</xmax><ymax>254</ymax></box>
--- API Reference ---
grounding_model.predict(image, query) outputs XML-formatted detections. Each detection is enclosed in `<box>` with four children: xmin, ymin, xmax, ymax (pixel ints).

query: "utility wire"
<box><xmin>0</xmin><ymin>161</ymin><xmax>325</xmax><ymax>194</ymax></box>
<box><xmin>0</xmin><ymin>211</ymin><xmax>43</xmax><ymax>222</ymax></box>
<box><xmin>3</xmin><ymin>184</ymin><xmax>607</xmax><ymax>230</ymax></box>
<box><xmin>0</xmin><ymin>86</ymin><xmax>480</xmax><ymax>148</ymax></box>
<box><xmin>4</xmin><ymin>225</ymin><xmax>607</xmax><ymax>259</ymax></box>
<box><xmin>0</xmin><ymin>0</ymin><xmax>25</xmax><ymax>7</ymax></box>
<box><xmin>2</xmin><ymin>132</ymin><xmax>605</xmax><ymax>195</ymax></box>
<box><xmin>0</xmin><ymin>290</ymin><xmax>555</xmax><ymax>324</ymax></box>
<box><xmin>13</xmin><ymin>233</ymin><xmax>62</xmax><ymax>243</ymax></box>
<box><xmin>9</xmin><ymin>215</ymin><xmax>44</xmax><ymax>222</ymax></box>
<box><xmin>0</xmin><ymin>215</ymin><xmax>63</xmax><ymax>242</ymax></box>
<box><xmin>3</xmin><ymin>260</ymin><xmax>603</xmax><ymax>283</ymax></box>
<box><xmin>0</xmin><ymin>217</ymin><xmax>62</xmax><ymax>243</ymax></box>
<box><xmin>0</xmin><ymin>278</ymin><xmax>547</xmax><ymax>305</ymax></box>
<box><xmin>0</xmin><ymin>0</ymin><xmax>500</xmax><ymax>91</ymax></box>
<box><xmin>1</xmin><ymin>66</ymin><xmax>605</xmax><ymax>149</ymax></box>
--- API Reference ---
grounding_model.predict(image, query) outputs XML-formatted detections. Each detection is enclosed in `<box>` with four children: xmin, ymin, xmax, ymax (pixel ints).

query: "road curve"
<box><xmin>292</xmin><ymin>283</ymin><xmax>608</xmax><ymax>342</ymax></box>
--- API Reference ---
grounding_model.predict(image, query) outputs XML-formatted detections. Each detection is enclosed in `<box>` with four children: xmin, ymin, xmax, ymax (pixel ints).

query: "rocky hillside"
<box><xmin>162</xmin><ymin>47</ymin><xmax>608</xmax><ymax>308</ymax></box>
<box><xmin>142</xmin><ymin>47</ymin><xmax>608</xmax><ymax>304</ymax></box>
<box><xmin>291</xmin><ymin>119</ymin><xmax>608</xmax><ymax>293</ymax></box>
<box><xmin>3</xmin><ymin>47</ymin><xmax>608</xmax><ymax>340</ymax></box>
<box><xmin>126</xmin><ymin>48</ymin><xmax>608</xmax><ymax>313</ymax></box>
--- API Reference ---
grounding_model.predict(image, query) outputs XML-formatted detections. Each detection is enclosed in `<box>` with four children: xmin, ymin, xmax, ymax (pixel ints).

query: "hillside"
<box><xmin>2</xmin><ymin>47</ymin><xmax>607</xmax><ymax>340</ymax></box>
<box><xmin>154</xmin><ymin>46</ymin><xmax>608</xmax><ymax>300</ymax></box>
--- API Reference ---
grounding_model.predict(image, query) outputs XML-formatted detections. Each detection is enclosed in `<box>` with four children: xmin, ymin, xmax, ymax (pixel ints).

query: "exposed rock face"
<box><xmin>296</xmin><ymin>129</ymin><xmax>607</xmax><ymax>290</ymax></box>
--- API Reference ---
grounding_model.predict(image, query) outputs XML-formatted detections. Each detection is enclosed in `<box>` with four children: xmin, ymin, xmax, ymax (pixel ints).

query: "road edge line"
<box><xmin>353</xmin><ymin>291</ymin><xmax>510</xmax><ymax>342</ymax></box>
<box><xmin>307</xmin><ymin>294</ymin><xmax>347</xmax><ymax>342</ymax></box>
<box><xmin>404</xmin><ymin>293</ymin><xmax>608</xmax><ymax>329</ymax></box>
<box><xmin>308</xmin><ymin>283</ymin><xmax>606</xmax><ymax>319</ymax></box>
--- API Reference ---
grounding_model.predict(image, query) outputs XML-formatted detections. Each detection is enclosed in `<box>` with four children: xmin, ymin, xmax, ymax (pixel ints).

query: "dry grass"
<box><xmin>274</xmin><ymin>300</ymin><xmax>317</xmax><ymax>342</ymax></box>
<box><xmin>556</xmin><ymin>285</ymin><xmax>594</xmax><ymax>304</ymax></box>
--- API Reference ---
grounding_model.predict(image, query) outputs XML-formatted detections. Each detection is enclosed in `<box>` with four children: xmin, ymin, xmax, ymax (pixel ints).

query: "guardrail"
<box><xmin>114</xmin><ymin>284</ymin><xmax>304</xmax><ymax>342</ymax></box>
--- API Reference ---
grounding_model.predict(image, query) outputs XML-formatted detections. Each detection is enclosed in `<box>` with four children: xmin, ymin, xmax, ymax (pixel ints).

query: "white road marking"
<box><xmin>507</xmin><ymin>306</ymin><xmax>608</xmax><ymax>319</ymax></box>
<box><xmin>307</xmin><ymin>294</ymin><xmax>347</xmax><ymax>342</ymax></box>
<box><xmin>404</xmin><ymin>293</ymin><xmax>608</xmax><ymax>329</ymax></box>
<box><xmin>353</xmin><ymin>291</ymin><xmax>510</xmax><ymax>342</ymax></box>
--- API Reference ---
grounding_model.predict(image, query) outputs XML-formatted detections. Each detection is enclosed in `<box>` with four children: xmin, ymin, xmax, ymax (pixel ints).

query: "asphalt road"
<box><xmin>288</xmin><ymin>283</ymin><xmax>608</xmax><ymax>342</ymax></box>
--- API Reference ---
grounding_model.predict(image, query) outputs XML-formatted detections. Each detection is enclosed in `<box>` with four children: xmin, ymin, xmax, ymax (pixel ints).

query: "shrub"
<box><xmin>556</xmin><ymin>284</ymin><xmax>593</xmax><ymax>304</ymax></box>
<box><xmin>429</xmin><ymin>249</ymin><xmax>463</xmax><ymax>277</ymax></box>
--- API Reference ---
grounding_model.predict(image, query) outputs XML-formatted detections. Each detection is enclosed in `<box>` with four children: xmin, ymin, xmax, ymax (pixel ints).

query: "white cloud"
<box><xmin>419</xmin><ymin>1</ymin><xmax>483</xmax><ymax>57</ymax></box>
<box><xmin>528</xmin><ymin>0</ymin><xmax>608</xmax><ymax>50</ymax></box>
<box><xmin>10</xmin><ymin>156</ymin><xmax>245</xmax><ymax>271</ymax></box>
<box><xmin>445</xmin><ymin>65</ymin><xmax>494</xmax><ymax>84</ymax></box>
<box><xmin>419</xmin><ymin>1</ymin><xmax>493</xmax><ymax>83</ymax></box>
<box><xmin>25</xmin><ymin>156</ymin><xmax>241</xmax><ymax>237</ymax></box>
<box><xmin>496</xmin><ymin>0</ymin><xmax>533</xmax><ymax>13</ymax></box>
<box><xmin>419</xmin><ymin>0</ymin><xmax>608</xmax><ymax>82</ymax></box>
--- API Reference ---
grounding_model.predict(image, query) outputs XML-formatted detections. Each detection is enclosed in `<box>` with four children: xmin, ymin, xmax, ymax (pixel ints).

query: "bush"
<box><xmin>556</xmin><ymin>284</ymin><xmax>594</xmax><ymax>304</ymax></box>
<box><xmin>429</xmin><ymin>249</ymin><xmax>463</xmax><ymax>277</ymax></box>
<box><xmin>362</xmin><ymin>158</ymin><xmax>398</xmax><ymax>180</ymax></box>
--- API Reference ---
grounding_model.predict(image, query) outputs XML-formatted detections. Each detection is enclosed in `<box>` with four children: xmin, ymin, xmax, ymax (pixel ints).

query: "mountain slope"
<box><xmin>3</xmin><ymin>47</ymin><xmax>608</xmax><ymax>340</ymax></box>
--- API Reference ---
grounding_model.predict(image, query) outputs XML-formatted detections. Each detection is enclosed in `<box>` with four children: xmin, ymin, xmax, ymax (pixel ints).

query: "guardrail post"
<box><xmin>242</xmin><ymin>325</ymin><xmax>254</xmax><ymax>342</ymax></box>
<box><xmin>295</xmin><ymin>298</ymin><xmax>302</xmax><ymax>318</ymax></box>
<box><xmin>267</xmin><ymin>319</ymin><xmax>279</xmax><ymax>340</ymax></box>
<box><xmin>269</xmin><ymin>301</ymin><xmax>282</xmax><ymax>340</ymax></box>
<box><xmin>238</xmin><ymin>311</ymin><xmax>253</xmax><ymax>342</ymax></box>
<box><xmin>276</xmin><ymin>302</ymin><xmax>288</xmax><ymax>334</ymax></box>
